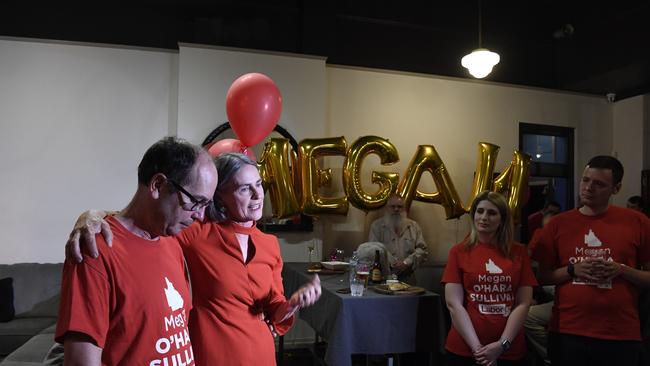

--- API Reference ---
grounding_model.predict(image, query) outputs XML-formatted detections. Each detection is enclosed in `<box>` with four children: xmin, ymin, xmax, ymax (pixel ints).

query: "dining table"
<box><xmin>281</xmin><ymin>262</ymin><xmax>447</xmax><ymax>366</ymax></box>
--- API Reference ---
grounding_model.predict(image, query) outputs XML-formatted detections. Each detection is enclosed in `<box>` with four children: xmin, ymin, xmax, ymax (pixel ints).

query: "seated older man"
<box><xmin>368</xmin><ymin>194</ymin><xmax>428</xmax><ymax>284</ymax></box>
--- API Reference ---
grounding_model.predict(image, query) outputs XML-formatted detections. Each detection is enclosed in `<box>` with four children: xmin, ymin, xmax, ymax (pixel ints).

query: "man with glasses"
<box><xmin>55</xmin><ymin>137</ymin><xmax>218</xmax><ymax>365</ymax></box>
<box><xmin>532</xmin><ymin>155</ymin><xmax>650</xmax><ymax>366</ymax></box>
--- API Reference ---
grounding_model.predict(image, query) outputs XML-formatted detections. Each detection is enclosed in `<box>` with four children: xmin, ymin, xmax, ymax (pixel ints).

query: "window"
<box><xmin>519</xmin><ymin>123</ymin><xmax>574</xmax><ymax>242</ymax></box>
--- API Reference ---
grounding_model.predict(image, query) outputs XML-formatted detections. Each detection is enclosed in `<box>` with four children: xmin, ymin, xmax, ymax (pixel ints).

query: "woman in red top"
<box><xmin>70</xmin><ymin>153</ymin><xmax>321</xmax><ymax>366</ymax></box>
<box><xmin>176</xmin><ymin>152</ymin><xmax>321</xmax><ymax>365</ymax></box>
<box><xmin>442</xmin><ymin>191</ymin><xmax>536</xmax><ymax>366</ymax></box>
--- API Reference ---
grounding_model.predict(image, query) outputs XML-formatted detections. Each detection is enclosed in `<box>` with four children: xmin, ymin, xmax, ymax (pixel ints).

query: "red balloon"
<box><xmin>226</xmin><ymin>73</ymin><xmax>282</xmax><ymax>147</ymax></box>
<box><xmin>207</xmin><ymin>139</ymin><xmax>256</xmax><ymax>161</ymax></box>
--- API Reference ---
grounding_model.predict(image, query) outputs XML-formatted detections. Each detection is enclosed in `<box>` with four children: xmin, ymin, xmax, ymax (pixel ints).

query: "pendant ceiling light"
<box><xmin>461</xmin><ymin>0</ymin><xmax>500</xmax><ymax>79</ymax></box>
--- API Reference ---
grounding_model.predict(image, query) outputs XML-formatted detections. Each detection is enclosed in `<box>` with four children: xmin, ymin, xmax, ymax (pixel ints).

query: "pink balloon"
<box><xmin>226</xmin><ymin>73</ymin><xmax>282</xmax><ymax>147</ymax></box>
<box><xmin>207</xmin><ymin>139</ymin><xmax>256</xmax><ymax>161</ymax></box>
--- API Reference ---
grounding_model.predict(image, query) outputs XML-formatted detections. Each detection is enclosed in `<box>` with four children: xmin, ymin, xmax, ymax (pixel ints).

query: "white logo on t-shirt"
<box><xmin>164</xmin><ymin>277</ymin><xmax>184</xmax><ymax>311</ymax></box>
<box><xmin>485</xmin><ymin>259</ymin><xmax>503</xmax><ymax>274</ymax></box>
<box><xmin>584</xmin><ymin>229</ymin><xmax>602</xmax><ymax>247</ymax></box>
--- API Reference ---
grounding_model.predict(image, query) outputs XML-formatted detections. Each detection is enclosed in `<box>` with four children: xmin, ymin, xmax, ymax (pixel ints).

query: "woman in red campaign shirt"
<box><xmin>442</xmin><ymin>191</ymin><xmax>537</xmax><ymax>366</ymax></box>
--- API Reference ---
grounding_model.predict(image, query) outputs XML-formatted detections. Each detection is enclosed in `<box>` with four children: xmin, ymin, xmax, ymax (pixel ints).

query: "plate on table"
<box><xmin>320</xmin><ymin>261</ymin><xmax>349</xmax><ymax>271</ymax></box>
<box><xmin>307</xmin><ymin>262</ymin><xmax>347</xmax><ymax>275</ymax></box>
<box><xmin>372</xmin><ymin>283</ymin><xmax>426</xmax><ymax>296</ymax></box>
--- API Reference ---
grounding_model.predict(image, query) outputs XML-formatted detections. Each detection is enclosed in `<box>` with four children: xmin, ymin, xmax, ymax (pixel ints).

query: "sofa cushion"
<box><xmin>0</xmin><ymin>317</ymin><xmax>56</xmax><ymax>356</ymax></box>
<box><xmin>0</xmin><ymin>277</ymin><xmax>15</xmax><ymax>322</ymax></box>
<box><xmin>0</xmin><ymin>263</ymin><xmax>62</xmax><ymax>316</ymax></box>
<box><xmin>0</xmin><ymin>317</ymin><xmax>56</xmax><ymax>337</ymax></box>
<box><xmin>42</xmin><ymin>342</ymin><xmax>63</xmax><ymax>366</ymax></box>
<box><xmin>17</xmin><ymin>295</ymin><xmax>60</xmax><ymax>318</ymax></box>
<box><xmin>2</xmin><ymin>332</ymin><xmax>55</xmax><ymax>363</ymax></box>
<box><xmin>40</xmin><ymin>323</ymin><xmax>57</xmax><ymax>334</ymax></box>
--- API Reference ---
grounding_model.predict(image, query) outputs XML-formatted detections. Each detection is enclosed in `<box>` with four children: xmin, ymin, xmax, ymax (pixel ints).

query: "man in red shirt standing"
<box><xmin>532</xmin><ymin>155</ymin><xmax>650</xmax><ymax>366</ymax></box>
<box><xmin>526</xmin><ymin>200</ymin><xmax>561</xmax><ymax>242</ymax></box>
<box><xmin>55</xmin><ymin>137</ymin><xmax>218</xmax><ymax>365</ymax></box>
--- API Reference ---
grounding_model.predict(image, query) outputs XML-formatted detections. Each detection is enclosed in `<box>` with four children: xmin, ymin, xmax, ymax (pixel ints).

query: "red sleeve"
<box><xmin>528</xmin><ymin>229</ymin><xmax>543</xmax><ymax>255</ymax></box>
<box><xmin>531</xmin><ymin>221</ymin><xmax>558</xmax><ymax>268</ymax></box>
<box><xmin>441</xmin><ymin>244</ymin><xmax>462</xmax><ymax>284</ymax></box>
<box><xmin>55</xmin><ymin>253</ymin><xmax>110</xmax><ymax>348</ymax></box>
<box><xmin>516</xmin><ymin>245</ymin><xmax>538</xmax><ymax>287</ymax></box>
<box><xmin>264</xmin><ymin>236</ymin><xmax>295</xmax><ymax>335</ymax></box>
<box><xmin>637</xmin><ymin>214</ymin><xmax>650</xmax><ymax>265</ymax></box>
<box><xmin>174</xmin><ymin>220</ymin><xmax>203</xmax><ymax>248</ymax></box>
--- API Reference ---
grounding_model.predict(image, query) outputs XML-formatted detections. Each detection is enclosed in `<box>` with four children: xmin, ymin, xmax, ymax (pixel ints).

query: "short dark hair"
<box><xmin>137</xmin><ymin>137</ymin><xmax>204</xmax><ymax>186</ymax></box>
<box><xmin>628</xmin><ymin>195</ymin><xmax>642</xmax><ymax>205</ymax></box>
<box><xmin>586</xmin><ymin>155</ymin><xmax>624</xmax><ymax>185</ymax></box>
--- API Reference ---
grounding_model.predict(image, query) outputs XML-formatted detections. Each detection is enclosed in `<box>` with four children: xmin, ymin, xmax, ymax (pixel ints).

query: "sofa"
<box><xmin>0</xmin><ymin>263</ymin><xmax>62</xmax><ymax>365</ymax></box>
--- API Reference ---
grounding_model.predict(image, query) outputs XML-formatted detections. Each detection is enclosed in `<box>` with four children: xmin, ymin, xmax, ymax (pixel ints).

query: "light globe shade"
<box><xmin>461</xmin><ymin>48</ymin><xmax>500</xmax><ymax>78</ymax></box>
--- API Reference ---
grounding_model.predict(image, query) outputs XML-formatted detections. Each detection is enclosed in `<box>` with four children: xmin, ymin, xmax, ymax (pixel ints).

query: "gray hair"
<box><xmin>206</xmin><ymin>152</ymin><xmax>258</xmax><ymax>222</ymax></box>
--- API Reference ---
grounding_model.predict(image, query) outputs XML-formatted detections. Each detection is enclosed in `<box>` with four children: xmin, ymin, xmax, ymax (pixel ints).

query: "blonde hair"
<box><xmin>466</xmin><ymin>191</ymin><xmax>514</xmax><ymax>258</ymax></box>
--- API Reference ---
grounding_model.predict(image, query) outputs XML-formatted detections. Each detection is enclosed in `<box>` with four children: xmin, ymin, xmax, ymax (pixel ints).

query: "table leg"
<box><xmin>277</xmin><ymin>335</ymin><xmax>284</xmax><ymax>366</ymax></box>
<box><xmin>311</xmin><ymin>332</ymin><xmax>327</xmax><ymax>366</ymax></box>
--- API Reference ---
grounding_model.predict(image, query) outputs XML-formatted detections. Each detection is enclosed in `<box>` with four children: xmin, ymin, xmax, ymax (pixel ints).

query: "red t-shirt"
<box><xmin>442</xmin><ymin>241</ymin><xmax>537</xmax><ymax>360</ymax></box>
<box><xmin>532</xmin><ymin>206</ymin><xmax>650</xmax><ymax>340</ymax></box>
<box><xmin>175</xmin><ymin>220</ymin><xmax>294</xmax><ymax>366</ymax></box>
<box><xmin>528</xmin><ymin>228</ymin><xmax>543</xmax><ymax>255</ymax></box>
<box><xmin>55</xmin><ymin>217</ymin><xmax>194</xmax><ymax>365</ymax></box>
<box><xmin>527</xmin><ymin>210</ymin><xmax>543</xmax><ymax>242</ymax></box>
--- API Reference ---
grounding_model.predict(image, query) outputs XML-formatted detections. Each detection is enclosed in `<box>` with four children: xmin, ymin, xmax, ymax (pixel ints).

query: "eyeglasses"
<box><xmin>167</xmin><ymin>179</ymin><xmax>212</xmax><ymax>212</ymax></box>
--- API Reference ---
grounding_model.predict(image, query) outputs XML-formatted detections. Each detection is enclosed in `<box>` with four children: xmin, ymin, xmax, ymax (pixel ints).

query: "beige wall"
<box><xmin>175</xmin><ymin>44</ymin><xmax>329</xmax><ymax>259</ymax></box>
<box><xmin>612</xmin><ymin>95</ymin><xmax>645</xmax><ymax>206</ymax></box>
<box><xmin>0</xmin><ymin>41</ymin><xmax>632</xmax><ymax>264</ymax></box>
<box><xmin>177</xmin><ymin>44</ymin><xmax>328</xmax><ymax>147</ymax></box>
<box><xmin>321</xmin><ymin>66</ymin><xmax>612</xmax><ymax>260</ymax></box>
<box><xmin>0</xmin><ymin>38</ymin><xmax>175</xmax><ymax>264</ymax></box>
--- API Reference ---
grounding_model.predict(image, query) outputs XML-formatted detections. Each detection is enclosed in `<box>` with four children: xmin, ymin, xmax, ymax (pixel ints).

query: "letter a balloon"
<box><xmin>226</xmin><ymin>73</ymin><xmax>282</xmax><ymax>147</ymax></box>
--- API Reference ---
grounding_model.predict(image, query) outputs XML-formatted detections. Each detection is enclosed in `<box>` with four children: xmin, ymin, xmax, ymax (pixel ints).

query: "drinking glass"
<box><xmin>350</xmin><ymin>277</ymin><xmax>364</xmax><ymax>296</ymax></box>
<box><xmin>355</xmin><ymin>262</ymin><xmax>370</xmax><ymax>288</ymax></box>
<box><xmin>307</xmin><ymin>241</ymin><xmax>315</xmax><ymax>265</ymax></box>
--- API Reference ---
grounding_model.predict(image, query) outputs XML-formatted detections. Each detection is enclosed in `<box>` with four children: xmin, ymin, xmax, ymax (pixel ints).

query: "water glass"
<box><xmin>350</xmin><ymin>277</ymin><xmax>364</xmax><ymax>297</ymax></box>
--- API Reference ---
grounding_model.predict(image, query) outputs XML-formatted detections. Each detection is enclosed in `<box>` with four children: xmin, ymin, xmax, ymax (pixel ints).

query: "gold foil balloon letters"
<box><xmin>397</xmin><ymin>145</ymin><xmax>465</xmax><ymax>219</ymax></box>
<box><xmin>257</xmin><ymin>138</ymin><xmax>301</xmax><ymax>218</ymax></box>
<box><xmin>256</xmin><ymin>137</ymin><xmax>530</xmax><ymax>221</ymax></box>
<box><xmin>343</xmin><ymin>136</ymin><xmax>400</xmax><ymax>211</ymax></box>
<box><xmin>298</xmin><ymin>137</ymin><xmax>349</xmax><ymax>216</ymax></box>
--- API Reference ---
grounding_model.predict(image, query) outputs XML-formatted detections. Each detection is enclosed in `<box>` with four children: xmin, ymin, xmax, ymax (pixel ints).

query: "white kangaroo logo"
<box><xmin>485</xmin><ymin>258</ymin><xmax>503</xmax><ymax>274</ymax></box>
<box><xmin>164</xmin><ymin>277</ymin><xmax>184</xmax><ymax>312</ymax></box>
<box><xmin>585</xmin><ymin>229</ymin><xmax>602</xmax><ymax>247</ymax></box>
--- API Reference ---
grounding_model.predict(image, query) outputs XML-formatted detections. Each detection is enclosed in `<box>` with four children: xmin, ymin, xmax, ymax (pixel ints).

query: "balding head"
<box><xmin>135</xmin><ymin>137</ymin><xmax>218</xmax><ymax>236</ymax></box>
